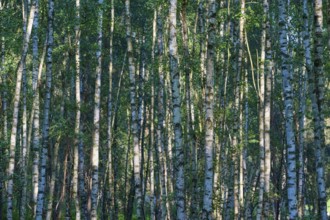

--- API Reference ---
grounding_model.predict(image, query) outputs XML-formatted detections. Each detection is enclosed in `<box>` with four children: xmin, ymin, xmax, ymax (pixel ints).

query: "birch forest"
<box><xmin>1</xmin><ymin>0</ymin><xmax>330</xmax><ymax>219</ymax></box>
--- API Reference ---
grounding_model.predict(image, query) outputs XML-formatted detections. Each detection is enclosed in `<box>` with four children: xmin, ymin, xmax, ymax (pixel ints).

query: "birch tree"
<box><xmin>312</xmin><ymin>0</ymin><xmax>328</xmax><ymax>218</ymax></box>
<box><xmin>91</xmin><ymin>0</ymin><xmax>103</xmax><ymax>218</ymax></box>
<box><xmin>278</xmin><ymin>0</ymin><xmax>298</xmax><ymax>218</ymax></box>
<box><xmin>169</xmin><ymin>0</ymin><xmax>185</xmax><ymax>219</ymax></box>
<box><xmin>35</xmin><ymin>0</ymin><xmax>53</xmax><ymax>218</ymax></box>
<box><xmin>7</xmin><ymin>4</ymin><xmax>35</xmax><ymax>219</ymax></box>
<box><xmin>125</xmin><ymin>0</ymin><xmax>144</xmax><ymax>218</ymax></box>
<box><xmin>202</xmin><ymin>0</ymin><xmax>215</xmax><ymax>219</ymax></box>
<box><xmin>73</xmin><ymin>0</ymin><xmax>81</xmax><ymax>218</ymax></box>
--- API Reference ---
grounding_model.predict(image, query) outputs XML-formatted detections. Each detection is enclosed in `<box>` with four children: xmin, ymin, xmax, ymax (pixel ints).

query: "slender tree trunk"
<box><xmin>278</xmin><ymin>0</ymin><xmax>298</xmax><ymax>218</ymax></box>
<box><xmin>202</xmin><ymin>0</ymin><xmax>215</xmax><ymax>219</ymax></box>
<box><xmin>125</xmin><ymin>0</ymin><xmax>144</xmax><ymax>218</ymax></box>
<box><xmin>257</xmin><ymin>0</ymin><xmax>267</xmax><ymax>218</ymax></box>
<box><xmin>0</xmin><ymin>27</ymin><xmax>5</xmax><ymax>220</ymax></box>
<box><xmin>263</xmin><ymin>0</ymin><xmax>272</xmax><ymax>215</ymax></box>
<box><xmin>7</xmin><ymin>4</ymin><xmax>35</xmax><ymax>219</ymax></box>
<box><xmin>150</xmin><ymin>9</ymin><xmax>157</xmax><ymax>220</ymax></box>
<box><xmin>169</xmin><ymin>0</ymin><xmax>185</xmax><ymax>218</ymax></box>
<box><xmin>156</xmin><ymin>6</ymin><xmax>168</xmax><ymax>220</ymax></box>
<box><xmin>35</xmin><ymin>0</ymin><xmax>53</xmax><ymax>218</ymax></box>
<box><xmin>31</xmin><ymin>0</ymin><xmax>39</xmax><ymax>214</ymax></box>
<box><xmin>105</xmin><ymin>0</ymin><xmax>115</xmax><ymax>218</ymax></box>
<box><xmin>73</xmin><ymin>0</ymin><xmax>81</xmax><ymax>218</ymax></box>
<box><xmin>91</xmin><ymin>1</ymin><xmax>103</xmax><ymax>219</ymax></box>
<box><xmin>312</xmin><ymin>1</ymin><xmax>327</xmax><ymax>219</ymax></box>
<box><xmin>20</xmin><ymin>0</ymin><xmax>28</xmax><ymax>218</ymax></box>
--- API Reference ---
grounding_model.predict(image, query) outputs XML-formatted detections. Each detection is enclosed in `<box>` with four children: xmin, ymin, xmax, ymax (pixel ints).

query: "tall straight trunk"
<box><xmin>105</xmin><ymin>0</ymin><xmax>114</xmax><ymax>218</ymax></box>
<box><xmin>263</xmin><ymin>0</ymin><xmax>272</xmax><ymax>216</ymax></box>
<box><xmin>278</xmin><ymin>0</ymin><xmax>298</xmax><ymax>218</ymax></box>
<box><xmin>7</xmin><ymin>4</ymin><xmax>35</xmax><ymax>219</ymax></box>
<box><xmin>300</xmin><ymin>0</ymin><xmax>309</xmax><ymax>218</ymax></box>
<box><xmin>237</xmin><ymin>0</ymin><xmax>245</xmax><ymax>217</ymax></box>
<box><xmin>156</xmin><ymin>6</ymin><xmax>167</xmax><ymax>220</ymax></box>
<box><xmin>73</xmin><ymin>0</ymin><xmax>81</xmax><ymax>218</ymax></box>
<box><xmin>257</xmin><ymin>0</ymin><xmax>267</xmax><ymax>218</ymax></box>
<box><xmin>169</xmin><ymin>0</ymin><xmax>185</xmax><ymax>219</ymax></box>
<box><xmin>91</xmin><ymin>0</ymin><xmax>103</xmax><ymax>219</ymax></box>
<box><xmin>125</xmin><ymin>0</ymin><xmax>144</xmax><ymax>218</ymax></box>
<box><xmin>31</xmin><ymin>0</ymin><xmax>40</xmax><ymax>215</ymax></box>
<box><xmin>297</xmin><ymin>63</ymin><xmax>306</xmax><ymax>218</ymax></box>
<box><xmin>35</xmin><ymin>0</ymin><xmax>53</xmax><ymax>218</ymax></box>
<box><xmin>202</xmin><ymin>0</ymin><xmax>215</xmax><ymax>219</ymax></box>
<box><xmin>150</xmin><ymin>9</ymin><xmax>157</xmax><ymax>220</ymax></box>
<box><xmin>0</xmin><ymin>31</ymin><xmax>5</xmax><ymax>220</ymax></box>
<box><xmin>312</xmin><ymin>1</ymin><xmax>327</xmax><ymax>218</ymax></box>
<box><xmin>20</xmin><ymin>0</ymin><xmax>28</xmax><ymax>218</ymax></box>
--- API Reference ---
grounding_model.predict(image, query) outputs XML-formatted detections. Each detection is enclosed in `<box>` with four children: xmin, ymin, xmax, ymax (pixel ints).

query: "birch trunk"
<box><xmin>7</xmin><ymin>4</ymin><xmax>35</xmax><ymax>219</ymax></box>
<box><xmin>105</xmin><ymin>0</ymin><xmax>114</xmax><ymax>217</ymax></box>
<box><xmin>31</xmin><ymin>0</ymin><xmax>40</xmax><ymax>215</ymax></box>
<box><xmin>91</xmin><ymin>0</ymin><xmax>103</xmax><ymax>218</ymax></box>
<box><xmin>73</xmin><ymin>0</ymin><xmax>81</xmax><ymax>218</ymax></box>
<box><xmin>157</xmin><ymin>6</ymin><xmax>167</xmax><ymax>220</ymax></box>
<box><xmin>312</xmin><ymin>1</ymin><xmax>327</xmax><ymax>218</ymax></box>
<box><xmin>257</xmin><ymin>0</ymin><xmax>266</xmax><ymax>217</ymax></box>
<box><xmin>263</xmin><ymin>0</ymin><xmax>272</xmax><ymax>215</ymax></box>
<box><xmin>35</xmin><ymin>0</ymin><xmax>53</xmax><ymax>218</ymax></box>
<box><xmin>279</xmin><ymin>0</ymin><xmax>298</xmax><ymax>218</ymax></box>
<box><xmin>20</xmin><ymin>1</ymin><xmax>28</xmax><ymax>218</ymax></box>
<box><xmin>298</xmin><ymin>1</ymin><xmax>309</xmax><ymax>217</ymax></box>
<box><xmin>125</xmin><ymin>0</ymin><xmax>144</xmax><ymax>218</ymax></box>
<box><xmin>202</xmin><ymin>0</ymin><xmax>215</xmax><ymax>219</ymax></box>
<box><xmin>238</xmin><ymin>1</ymin><xmax>246</xmax><ymax>217</ymax></box>
<box><xmin>169</xmin><ymin>0</ymin><xmax>185</xmax><ymax>218</ymax></box>
<box><xmin>150</xmin><ymin>10</ymin><xmax>156</xmax><ymax>220</ymax></box>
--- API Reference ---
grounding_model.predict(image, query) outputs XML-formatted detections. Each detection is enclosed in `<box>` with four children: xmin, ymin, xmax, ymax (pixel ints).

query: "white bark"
<box><xmin>35</xmin><ymin>0</ymin><xmax>53</xmax><ymax>218</ymax></box>
<box><xmin>279</xmin><ymin>0</ymin><xmax>298</xmax><ymax>218</ymax></box>
<box><xmin>125</xmin><ymin>0</ymin><xmax>143</xmax><ymax>218</ymax></box>
<box><xmin>73</xmin><ymin>0</ymin><xmax>81</xmax><ymax>218</ymax></box>
<box><xmin>7</xmin><ymin>4</ymin><xmax>35</xmax><ymax>219</ymax></box>
<box><xmin>150</xmin><ymin>9</ymin><xmax>157</xmax><ymax>220</ymax></box>
<box><xmin>202</xmin><ymin>0</ymin><xmax>215</xmax><ymax>219</ymax></box>
<box><xmin>263</xmin><ymin>0</ymin><xmax>272</xmax><ymax>215</ymax></box>
<box><xmin>169</xmin><ymin>0</ymin><xmax>185</xmax><ymax>219</ymax></box>
<box><xmin>31</xmin><ymin>0</ymin><xmax>40</xmax><ymax>212</ymax></box>
<box><xmin>91</xmin><ymin>0</ymin><xmax>103</xmax><ymax>219</ymax></box>
<box><xmin>20</xmin><ymin>1</ymin><xmax>28</xmax><ymax>218</ymax></box>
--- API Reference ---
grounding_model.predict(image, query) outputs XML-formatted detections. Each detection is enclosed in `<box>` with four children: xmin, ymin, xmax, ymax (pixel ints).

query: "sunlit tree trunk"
<box><xmin>7</xmin><ymin>4</ymin><xmax>35</xmax><ymax>219</ymax></box>
<box><xmin>90</xmin><ymin>0</ymin><xmax>103</xmax><ymax>219</ymax></box>
<box><xmin>125</xmin><ymin>0</ymin><xmax>144</xmax><ymax>218</ymax></box>
<box><xmin>263</xmin><ymin>0</ymin><xmax>272</xmax><ymax>216</ymax></box>
<box><xmin>257</xmin><ymin>0</ymin><xmax>267</xmax><ymax>218</ymax></box>
<box><xmin>150</xmin><ymin>10</ymin><xmax>157</xmax><ymax>220</ymax></box>
<box><xmin>169</xmin><ymin>0</ymin><xmax>185</xmax><ymax>218</ymax></box>
<box><xmin>278</xmin><ymin>0</ymin><xmax>298</xmax><ymax>218</ymax></box>
<box><xmin>31</xmin><ymin>0</ymin><xmax>41</xmax><ymax>215</ymax></box>
<box><xmin>298</xmin><ymin>1</ymin><xmax>309</xmax><ymax>217</ymax></box>
<box><xmin>202</xmin><ymin>0</ymin><xmax>215</xmax><ymax>219</ymax></box>
<box><xmin>237</xmin><ymin>1</ymin><xmax>246</xmax><ymax>217</ymax></box>
<box><xmin>35</xmin><ymin>0</ymin><xmax>53</xmax><ymax>218</ymax></box>
<box><xmin>73</xmin><ymin>0</ymin><xmax>81</xmax><ymax>218</ymax></box>
<box><xmin>20</xmin><ymin>0</ymin><xmax>28</xmax><ymax>218</ymax></box>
